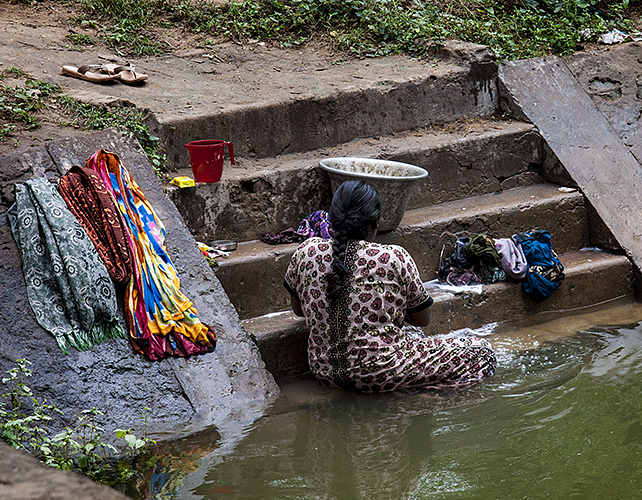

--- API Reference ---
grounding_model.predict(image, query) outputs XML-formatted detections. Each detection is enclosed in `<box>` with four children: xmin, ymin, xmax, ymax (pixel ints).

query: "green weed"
<box><xmin>2</xmin><ymin>67</ymin><xmax>28</xmax><ymax>78</ymax></box>
<box><xmin>0</xmin><ymin>359</ymin><xmax>156</xmax><ymax>487</ymax></box>
<box><xmin>59</xmin><ymin>95</ymin><xmax>167</xmax><ymax>176</ymax></box>
<box><xmin>101</xmin><ymin>19</ymin><xmax>166</xmax><ymax>57</ymax></box>
<box><xmin>0</xmin><ymin>73</ymin><xmax>61</xmax><ymax>132</ymax></box>
<box><xmin>80</xmin><ymin>0</ymin><xmax>167</xmax><ymax>56</ymax></box>
<box><xmin>75</xmin><ymin>0</ymin><xmax>635</xmax><ymax>60</ymax></box>
<box><xmin>65</xmin><ymin>32</ymin><xmax>95</xmax><ymax>47</ymax></box>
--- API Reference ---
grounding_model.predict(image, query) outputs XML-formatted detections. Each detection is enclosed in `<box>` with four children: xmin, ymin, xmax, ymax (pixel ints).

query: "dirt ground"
<box><xmin>1</xmin><ymin>0</ymin><xmax>637</xmax><ymax>161</ymax></box>
<box><xmin>1</xmin><ymin>0</ymin><xmax>507</xmax><ymax>172</ymax></box>
<box><xmin>0</xmin><ymin>0</ymin><xmax>354</xmax><ymax>155</ymax></box>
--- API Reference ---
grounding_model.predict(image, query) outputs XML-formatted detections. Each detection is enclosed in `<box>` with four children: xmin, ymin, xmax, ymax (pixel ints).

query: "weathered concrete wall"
<box><xmin>0</xmin><ymin>129</ymin><xmax>279</xmax><ymax>446</ymax></box>
<box><xmin>395</xmin><ymin>124</ymin><xmax>543</xmax><ymax>210</ymax></box>
<box><xmin>167</xmin><ymin>121</ymin><xmax>543</xmax><ymax>244</ymax></box>
<box><xmin>167</xmin><ymin>163</ymin><xmax>333</xmax><ymax>244</ymax></box>
<box><xmin>499</xmin><ymin>56</ymin><xmax>642</xmax><ymax>273</ymax></box>
<box><xmin>564</xmin><ymin>44</ymin><xmax>642</xmax><ymax>164</ymax></box>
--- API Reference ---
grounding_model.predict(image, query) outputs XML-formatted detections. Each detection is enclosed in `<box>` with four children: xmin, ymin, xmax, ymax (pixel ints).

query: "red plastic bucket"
<box><xmin>185</xmin><ymin>140</ymin><xmax>235</xmax><ymax>183</ymax></box>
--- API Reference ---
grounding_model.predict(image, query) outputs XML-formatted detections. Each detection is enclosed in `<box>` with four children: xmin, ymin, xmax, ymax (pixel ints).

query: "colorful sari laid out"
<box><xmin>8</xmin><ymin>177</ymin><xmax>125</xmax><ymax>353</ymax></box>
<box><xmin>85</xmin><ymin>149</ymin><xmax>216</xmax><ymax>360</ymax></box>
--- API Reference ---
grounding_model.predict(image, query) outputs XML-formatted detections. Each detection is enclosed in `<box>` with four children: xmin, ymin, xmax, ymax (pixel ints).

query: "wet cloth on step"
<box><xmin>261</xmin><ymin>228</ymin><xmax>302</xmax><ymax>245</ymax></box>
<box><xmin>445</xmin><ymin>267</ymin><xmax>483</xmax><ymax>286</ymax></box>
<box><xmin>494</xmin><ymin>237</ymin><xmax>528</xmax><ymax>280</ymax></box>
<box><xmin>465</xmin><ymin>234</ymin><xmax>506</xmax><ymax>284</ymax></box>
<box><xmin>438</xmin><ymin>236</ymin><xmax>473</xmax><ymax>282</ymax></box>
<box><xmin>8</xmin><ymin>177</ymin><xmax>125</xmax><ymax>354</ymax></box>
<box><xmin>438</xmin><ymin>235</ymin><xmax>505</xmax><ymax>285</ymax></box>
<box><xmin>59</xmin><ymin>165</ymin><xmax>133</xmax><ymax>287</ymax></box>
<box><xmin>513</xmin><ymin>230</ymin><xmax>564</xmax><ymax>302</ymax></box>
<box><xmin>296</xmin><ymin>210</ymin><xmax>333</xmax><ymax>240</ymax></box>
<box><xmin>261</xmin><ymin>210</ymin><xmax>334</xmax><ymax>245</ymax></box>
<box><xmin>86</xmin><ymin>149</ymin><xmax>216</xmax><ymax>360</ymax></box>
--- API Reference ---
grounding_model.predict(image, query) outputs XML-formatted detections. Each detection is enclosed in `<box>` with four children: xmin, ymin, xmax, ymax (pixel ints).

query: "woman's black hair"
<box><xmin>326</xmin><ymin>180</ymin><xmax>381</xmax><ymax>306</ymax></box>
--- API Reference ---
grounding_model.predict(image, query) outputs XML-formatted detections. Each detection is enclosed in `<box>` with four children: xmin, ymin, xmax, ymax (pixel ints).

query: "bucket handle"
<box><xmin>224</xmin><ymin>141</ymin><xmax>235</xmax><ymax>166</ymax></box>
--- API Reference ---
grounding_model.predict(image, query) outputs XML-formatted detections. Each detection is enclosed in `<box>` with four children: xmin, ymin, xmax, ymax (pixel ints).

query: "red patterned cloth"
<box><xmin>59</xmin><ymin>165</ymin><xmax>133</xmax><ymax>287</ymax></box>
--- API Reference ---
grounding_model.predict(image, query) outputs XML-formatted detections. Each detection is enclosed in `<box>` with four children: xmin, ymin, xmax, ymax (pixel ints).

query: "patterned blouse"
<box><xmin>284</xmin><ymin>238</ymin><xmax>496</xmax><ymax>392</ymax></box>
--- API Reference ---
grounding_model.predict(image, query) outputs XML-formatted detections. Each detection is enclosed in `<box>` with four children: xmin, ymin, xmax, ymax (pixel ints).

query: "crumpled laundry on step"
<box><xmin>494</xmin><ymin>237</ymin><xmax>528</xmax><ymax>280</ymax></box>
<box><xmin>437</xmin><ymin>229</ymin><xmax>564</xmax><ymax>302</ymax></box>
<box><xmin>261</xmin><ymin>210</ymin><xmax>333</xmax><ymax>244</ymax></box>
<box><xmin>438</xmin><ymin>234</ymin><xmax>505</xmax><ymax>285</ymax></box>
<box><xmin>513</xmin><ymin>230</ymin><xmax>565</xmax><ymax>302</ymax></box>
<box><xmin>465</xmin><ymin>234</ymin><xmax>506</xmax><ymax>284</ymax></box>
<box><xmin>296</xmin><ymin>210</ymin><xmax>334</xmax><ymax>240</ymax></box>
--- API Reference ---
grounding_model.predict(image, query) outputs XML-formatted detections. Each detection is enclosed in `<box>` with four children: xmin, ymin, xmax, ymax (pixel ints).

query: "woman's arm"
<box><xmin>290</xmin><ymin>294</ymin><xmax>304</xmax><ymax>317</ymax></box>
<box><xmin>405</xmin><ymin>306</ymin><xmax>431</xmax><ymax>327</ymax></box>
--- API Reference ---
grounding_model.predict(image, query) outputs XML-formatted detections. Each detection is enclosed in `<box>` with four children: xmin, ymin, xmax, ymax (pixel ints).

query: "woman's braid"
<box><xmin>327</xmin><ymin>226</ymin><xmax>349</xmax><ymax>305</ymax></box>
<box><xmin>326</xmin><ymin>180</ymin><xmax>381</xmax><ymax>307</ymax></box>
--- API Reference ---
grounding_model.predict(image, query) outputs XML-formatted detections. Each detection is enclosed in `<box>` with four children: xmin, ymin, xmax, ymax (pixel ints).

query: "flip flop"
<box><xmin>103</xmin><ymin>63</ymin><xmax>149</xmax><ymax>85</ymax></box>
<box><xmin>61</xmin><ymin>64</ymin><xmax>120</xmax><ymax>83</ymax></box>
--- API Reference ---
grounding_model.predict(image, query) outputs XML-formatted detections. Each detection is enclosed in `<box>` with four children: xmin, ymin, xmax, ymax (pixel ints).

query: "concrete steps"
<box><xmin>244</xmin><ymin>250</ymin><xmax>633</xmax><ymax>378</ymax></box>
<box><xmin>166</xmin><ymin>119</ymin><xmax>543</xmax><ymax>243</ymax></box>
<box><xmin>149</xmin><ymin>41</ymin><xmax>499</xmax><ymax>170</ymax></box>
<box><xmin>217</xmin><ymin>184</ymin><xmax>589</xmax><ymax>320</ymax></box>
<box><xmin>153</xmin><ymin>43</ymin><xmax>637</xmax><ymax>380</ymax></box>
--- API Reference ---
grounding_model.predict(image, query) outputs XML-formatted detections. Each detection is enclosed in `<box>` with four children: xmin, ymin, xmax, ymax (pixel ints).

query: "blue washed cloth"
<box><xmin>516</xmin><ymin>230</ymin><xmax>564</xmax><ymax>302</ymax></box>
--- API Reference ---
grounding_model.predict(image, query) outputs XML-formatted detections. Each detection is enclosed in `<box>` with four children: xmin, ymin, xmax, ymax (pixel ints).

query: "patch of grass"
<box><xmin>65</xmin><ymin>32</ymin><xmax>95</xmax><ymax>47</ymax></box>
<box><xmin>59</xmin><ymin>95</ymin><xmax>167</xmax><ymax>176</ymax></box>
<box><xmin>3</xmin><ymin>67</ymin><xmax>27</xmax><ymax>78</ymax></box>
<box><xmin>0</xmin><ymin>70</ymin><xmax>61</xmax><ymax>134</ymax></box>
<box><xmin>201</xmin><ymin>0</ymin><xmax>633</xmax><ymax>59</ymax></box>
<box><xmin>79</xmin><ymin>0</ymin><xmax>167</xmax><ymax>56</ymax></box>
<box><xmin>74</xmin><ymin>0</ymin><xmax>636</xmax><ymax>60</ymax></box>
<box><xmin>101</xmin><ymin>19</ymin><xmax>166</xmax><ymax>57</ymax></box>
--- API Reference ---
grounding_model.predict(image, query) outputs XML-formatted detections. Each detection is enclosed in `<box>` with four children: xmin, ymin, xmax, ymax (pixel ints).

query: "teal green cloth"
<box><xmin>8</xmin><ymin>178</ymin><xmax>125</xmax><ymax>353</ymax></box>
<box><xmin>466</xmin><ymin>234</ymin><xmax>506</xmax><ymax>284</ymax></box>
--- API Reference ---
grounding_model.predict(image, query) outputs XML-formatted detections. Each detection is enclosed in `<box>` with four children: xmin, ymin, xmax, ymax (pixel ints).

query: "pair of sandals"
<box><xmin>62</xmin><ymin>63</ymin><xmax>148</xmax><ymax>84</ymax></box>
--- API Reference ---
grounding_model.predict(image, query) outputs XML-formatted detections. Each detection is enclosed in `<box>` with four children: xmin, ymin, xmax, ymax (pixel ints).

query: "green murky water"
<box><xmin>130</xmin><ymin>302</ymin><xmax>642</xmax><ymax>500</ymax></box>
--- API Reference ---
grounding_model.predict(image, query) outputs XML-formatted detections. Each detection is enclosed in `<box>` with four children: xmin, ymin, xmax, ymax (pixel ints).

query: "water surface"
<box><xmin>131</xmin><ymin>302</ymin><xmax>642</xmax><ymax>500</ymax></box>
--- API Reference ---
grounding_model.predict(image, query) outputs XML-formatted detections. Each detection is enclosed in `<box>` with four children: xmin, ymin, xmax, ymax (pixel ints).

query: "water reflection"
<box><xmin>130</xmin><ymin>303</ymin><xmax>642</xmax><ymax>500</ymax></box>
<box><xmin>193</xmin><ymin>387</ymin><xmax>445</xmax><ymax>500</ymax></box>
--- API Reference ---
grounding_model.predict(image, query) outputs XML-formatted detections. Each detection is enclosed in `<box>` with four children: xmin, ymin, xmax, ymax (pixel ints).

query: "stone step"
<box><xmin>243</xmin><ymin>250</ymin><xmax>633</xmax><ymax>378</ymax></box>
<box><xmin>147</xmin><ymin>41</ymin><xmax>499</xmax><ymax>170</ymax></box>
<box><xmin>166</xmin><ymin>118</ymin><xmax>543</xmax><ymax>244</ymax></box>
<box><xmin>216</xmin><ymin>184</ymin><xmax>589</xmax><ymax>320</ymax></box>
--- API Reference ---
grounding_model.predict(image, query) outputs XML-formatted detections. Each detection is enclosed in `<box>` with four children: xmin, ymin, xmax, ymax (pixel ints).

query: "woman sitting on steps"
<box><xmin>284</xmin><ymin>179</ymin><xmax>497</xmax><ymax>392</ymax></box>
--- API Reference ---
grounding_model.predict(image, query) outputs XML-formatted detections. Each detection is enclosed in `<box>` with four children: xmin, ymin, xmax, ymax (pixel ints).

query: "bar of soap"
<box><xmin>170</xmin><ymin>176</ymin><xmax>195</xmax><ymax>188</ymax></box>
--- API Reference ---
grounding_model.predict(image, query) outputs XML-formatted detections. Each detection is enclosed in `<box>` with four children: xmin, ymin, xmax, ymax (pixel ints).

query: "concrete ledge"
<box><xmin>244</xmin><ymin>250</ymin><xmax>633</xmax><ymax>378</ymax></box>
<box><xmin>0</xmin><ymin>442</ymin><xmax>128</xmax><ymax>500</ymax></box>
<box><xmin>499</xmin><ymin>56</ymin><xmax>642</xmax><ymax>274</ymax></box>
<box><xmin>165</xmin><ymin>120</ymin><xmax>541</xmax><ymax>243</ymax></box>
<box><xmin>0</xmin><ymin>129</ymin><xmax>279</xmax><ymax>444</ymax></box>
<box><xmin>218</xmin><ymin>184</ymin><xmax>590</xmax><ymax>319</ymax></box>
